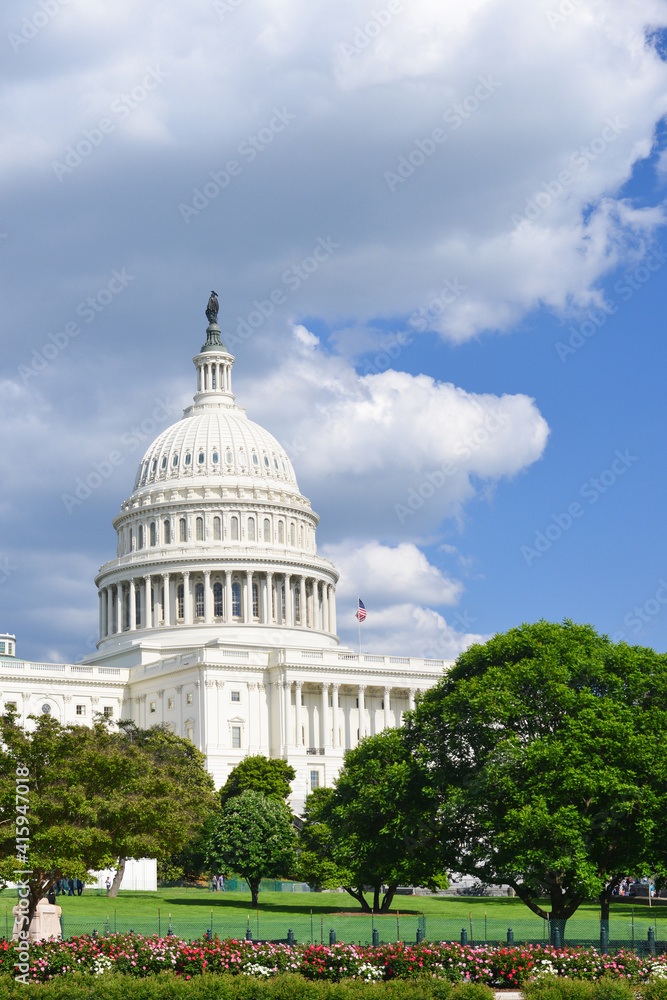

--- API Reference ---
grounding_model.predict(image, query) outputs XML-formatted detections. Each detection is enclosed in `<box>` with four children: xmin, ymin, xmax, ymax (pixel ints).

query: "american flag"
<box><xmin>355</xmin><ymin>598</ymin><xmax>367</xmax><ymax>622</ymax></box>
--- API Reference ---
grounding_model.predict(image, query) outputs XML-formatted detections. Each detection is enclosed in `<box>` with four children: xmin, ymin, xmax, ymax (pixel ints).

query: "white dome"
<box><xmin>132</xmin><ymin>407</ymin><xmax>300</xmax><ymax>497</ymax></box>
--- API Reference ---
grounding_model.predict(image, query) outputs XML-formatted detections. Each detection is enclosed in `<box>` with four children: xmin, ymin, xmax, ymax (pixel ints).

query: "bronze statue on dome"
<box><xmin>206</xmin><ymin>291</ymin><xmax>219</xmax><ymax>323</ymax></box>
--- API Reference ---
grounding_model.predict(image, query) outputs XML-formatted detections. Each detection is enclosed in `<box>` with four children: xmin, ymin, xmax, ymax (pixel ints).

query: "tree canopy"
<box><xmin>206</xmin><ymin>790</ymin><xmax>297</xmax><ymax>905</ymax></box>
<box><xmin>298</xmin><ymin>728</ymin><xmax>447</xmax><ymax>912</ymax></box>
<box><xmin>405</xmin><ymin>620</ymin><xmax>667</xmax><ymax>931</ymax></box>
<box><xmin>219</xmin><ymin>755</ymin><xmax>296</xmax><ymax>807</ymax></box>
<box><xmin>0</xmin><ymin>715</ymin><xmax>216</xmax><ymax>922</ymax></box>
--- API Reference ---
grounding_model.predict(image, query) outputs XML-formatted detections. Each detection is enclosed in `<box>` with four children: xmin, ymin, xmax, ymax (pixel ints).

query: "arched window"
<box><xmin>264</xmin><ymin>455</ymin><xmax>270</xmax><ymax>468</ymax></box>
<box><xmin>211</xmin><ymin>368</ymin><xmax>216</xmax><ymax>389</ymax></box>
<box><xmin>196</xmin><ymin>516</ymin><xmax>204</xmax><ymax>541</ymax></box>
<box><xmin>177</xmin><ymin>583</ymin><xmax>184</xmax><ymax>620</ymax></box>
<box><xmin>263</xmin><ymin>518</ymin><xmax>271</xmax><ymax>542</ymax></box>
<box><xmin>150</xmin><ymin>522</ymin><xmax>156</xmax><ymax>546</ymax></box>
<box><xmin>198</xmin><ymin>452</ymin><xmax>205</xmax><ymax>465</ymax></box>
<box><xmin>225</xmin><ymin>450</ymin><xmax>233</xmax><ymax>464</ymax></box>
<box><xmin>230</xmin><ymin>516</ymin><xmax>239</xmax><ymax>541</ymax></box>
<box><xmin>138</xmin><ymin>525</ymin><xmax>144</xmax><ymax>549</ymax></box>
<box><xmin>252</xmin><ymin>581</ymin><xmax>259</xmax><ymax>618</ymax></box>
<box><xmin>151</xmin><ymin>459</ymin><xmax>157</xmax><ymax>473</ymax></box>
<box><xmin>278</xmin><ymin>521</ymin><xmax>284</xmax><ymax>544</ymax></box>
<box><xmin>185</xmin><ymin>452</ymin><xmax>191</xmax><ymax>466</ymax></box>
<box><xmin>195</xmin><ymin>583</ymin><xmax>204</xmax><ymax>618</ymax></box>
<box><xmin>212</xmin><ymin>451</ymin><xmax>219</xmax><ymax>464</ymax></box>
<box><xmin>161</xmin><ymin>456</ymin><xmax>167</xmax><ymax>470</ymax></box>
<box><xmin>252</xmin><ymin>453</ymin><xmax>259</xmax><ymax>467</ymax></box>
<box><xmin>213</xmin><ymin>516</ymin><xmax>221</xmax><ymax>540</ymax></box>
<box><xmin>164</xmin><ymin>520</ymin><xmax>171</xmax><ymax>544</ymax></box>
<box><xmin>179</xmin><ymin>518</ymin><xmax>187</xmax><ymax>542</ymax></box>
<box><xmin>213</xmin><ymin>582</ymin><xmax>223</xmax><ymax>617</ymax></box>
<box><xmin>247</xmin><ymin>517</ymin><xmax>255</xmax><ymax>541</ymax></box>
<box><xmin>172</xmin><ymin>453</ymin><xmax>179</xmax><ymax>467</ymax></box>
<box><xmin>232</xmin><ymin>581</ymin><xmax>241</xmax><ymax>618</ymax></box>
<box><xmin>290</xmin><ymin>523</ymin><xmax>296</xmax><ymax>546</ymax></box>
<box><xmin>294</xmin><ymin>588</ymin><xmax>301</xmax><ymax>624</ymax></box>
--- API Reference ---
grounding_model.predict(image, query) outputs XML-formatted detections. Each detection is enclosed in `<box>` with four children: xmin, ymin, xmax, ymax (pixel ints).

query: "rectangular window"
<box><xmin>231</xmin><ymin>691</ymin><xmax>240</xmax><ymax>702</ymax></box>
<box><xmin>0</xmin><ymin>642</ymin><xmax>5</xmax><ymax>654</ymax></box>
<box><xmin>76</xmin><ymin>705</ymin><xmax>86</xmax><ymax>716</ymax></box>
<box><xmin>103</xmin><ymin>706</ymin><xmax>113</xmax><ymax>718</ymax></box>
<box><xmin>149</xmin><ymin>701</ymin><xmax>156</xmax><ymax>714</ymax></box>
<box><xmin>186</xmin><ymin>726</ymin><xmax>194</xmax><ymax>742</ymax></box>
<box><xmin>310</xmin><ymin>770</ymin><xmax>320</xmax><ymax>790</ymax></box>
<box><xmin>167</xmin><ymin>697</ymin><xmax>174</xmax><ymax>710</ymax></box>
<box><xmin>231</xmin><ymin>726</ymin><xmax>241</xmax><ymax>748</ymax></box>
<box><xmin>186</xmin><ymin>692</ymin><xmax>193</xmax><ymax>705</ymax></box>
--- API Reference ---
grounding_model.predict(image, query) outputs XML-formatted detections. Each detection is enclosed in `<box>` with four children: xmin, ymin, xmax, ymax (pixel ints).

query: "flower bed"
<box><xmin>0</xmin><ymin>936</ymin><xmax>666</xmax><ymax>988</ymax></box>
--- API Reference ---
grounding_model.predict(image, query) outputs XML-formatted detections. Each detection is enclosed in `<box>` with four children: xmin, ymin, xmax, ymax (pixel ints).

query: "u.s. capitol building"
<box><xmin>1</xmin><ymin>297</ymin><xmax>451</xmax><ymax>813</ymax></box>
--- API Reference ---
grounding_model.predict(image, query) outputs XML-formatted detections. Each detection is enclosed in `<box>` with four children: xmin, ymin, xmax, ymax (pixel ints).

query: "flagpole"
<box><xmin>357</xmin><ymin>595</ymin><xmax>361</xmax><ymax>656</ymax></box>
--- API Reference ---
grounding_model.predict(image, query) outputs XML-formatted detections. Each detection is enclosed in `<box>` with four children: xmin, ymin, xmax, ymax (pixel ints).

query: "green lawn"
<box><xmin>1</xmin><ymin>887</ymin><xmax>664</xmax><ymax>945</ymax></box>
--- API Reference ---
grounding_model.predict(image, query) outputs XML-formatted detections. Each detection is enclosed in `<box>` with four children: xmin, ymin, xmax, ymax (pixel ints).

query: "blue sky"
<box><xmin>1</xmin><ymin>0</ymin><xmax>667</xmax><ymax>663</ymax></box>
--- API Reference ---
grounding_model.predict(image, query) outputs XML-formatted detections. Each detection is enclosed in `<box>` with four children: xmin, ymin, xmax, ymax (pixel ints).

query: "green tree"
<box><xmin>298</xmin><ymin>728</ymin><xmax>447</xmax><ymax>913</ymax></box>
<box><xmin>0</xmin><ymin>715</ymin><xmax>216</xmax><ymax>924</ymax></box>
<box><xmin>206</xmin><ymin>789</ymin><xmax>297</xmax><ymax>905</ymax></box>
<box><xmin>406</xmin><ymin>620</ymin><xmax>667</xmax><ymax>935</ymax></box>
<box><xmin>219</xmin><ymin>755</ymin><xmax>296</xmax><ymax>806</ymax></box>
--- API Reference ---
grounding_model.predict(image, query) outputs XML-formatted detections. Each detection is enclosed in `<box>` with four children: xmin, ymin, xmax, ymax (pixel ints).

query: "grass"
<box><xmin>1</xmin><ymin>888</ymin><xmax>665</xmax><ymax>945</ymax></box>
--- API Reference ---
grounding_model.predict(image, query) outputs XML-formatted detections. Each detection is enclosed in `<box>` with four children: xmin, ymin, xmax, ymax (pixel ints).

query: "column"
<box><xmin>224</xmin><ymin>570</ymin><xmax>232</xmax><ymax>623</ymax></box>
<box><xmin>244</xmin><ymin>570</ymin><xmax>253</xmax><ymax>623</ymax></box>
<box><xmin>384</xmin><ymin>686</ymin><xmax>391</xmax><ymax>729</ymax></box>
<box><xmin>284</xmin><ymin>680</ymin><xmax>292</xmax><ymax>748</ymax></box>
<box><xmin>332</xmin><ymin>683</ymin><xmax>339</xmax><ymax>748</ymax></box>
<box><xmin>321</xmin><ymin>683</ymin><xmax>329</xmax><ymax>748</ymax></box>
<box><xmin>408</xmin><ymin>688</ymin><xmax>416</xmax><ymax>711</ymax></box>
<box><xmin>300</xmin><ymin>576</ymin><xmax>307</xmax><ymax>627</ymax></box>
<box><xmin>204</xmin><ymin>569</ymin><xmax>212</xmax><ymax>624</ymax></box>
<box><xmin>357</xmin><ymin>684</ymin><xmax>366</xmax><ymax>741</ymax></box>
<box><xmin>284</xmin><ymin>574</ymin><xmax>292</xmax><ymax>626</ymax></box>
<box><xmin>263</xmin><ymin>572</ymin><xmax>271</xmax><ymax>623</ymax></box>
<box><xmin>98</xmin><ymin>590</ymin><xmax>104</xmax><ymax>638</ymax></box>
<box><xmin>329</xmin><ymin>586</ymin><xmax>337</xmax><ymax>634</ymax></box>
<box><xmin>144</xmin><ymin>575</ymin><xmax>152</xmax><ymax>628</ymax></box>
<box><xmin>183</xmin><ymin>571</ymin><xmax>192</xmax><ymax>625</ymax></box>
<box><xmin>163</xmin><ymin>573</ymin><xmax>171</xmax><ymax>626</ymax></box>
<box><xmin>295</xmin><ymin>681</ymin><xmax>303</xmax><ymax>748</ymax></box>
<box><xmin>129</xmin><ymin>579</ymin><xmax>136</xmax><ymax>630</ymax></box>
<box><xmin>322</xmin><ymin>583</ymin><xmax>329</xmax><ymax>633</ymax></box>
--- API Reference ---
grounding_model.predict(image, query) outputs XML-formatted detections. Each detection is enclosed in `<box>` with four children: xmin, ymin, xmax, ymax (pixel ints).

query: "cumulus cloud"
<box><xmin>337</xmin><ymin>602</ymin><xmax>488</xmax><ymax>660</ymax></box>
<box><xmin>239</xmin><ymin>326</ymin><xmax>550</xmax><ymax>538</ymax></box>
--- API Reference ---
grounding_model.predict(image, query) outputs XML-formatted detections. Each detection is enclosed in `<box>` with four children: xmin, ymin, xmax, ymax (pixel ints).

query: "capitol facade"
<box><xmin>0</xmin><ymin>300</ymin><xmax>451</xmax><ymax>813</ymax></box>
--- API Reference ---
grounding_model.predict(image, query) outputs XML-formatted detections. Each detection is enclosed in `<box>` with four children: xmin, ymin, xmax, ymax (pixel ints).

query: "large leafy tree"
<box><xmin>405</xmin><ymin>620</ymin><xmax>667</xmax><ymax>934</ymax></box>
<box><xmin>206</xmin><ymin>790</ymin><xmax>297</xmax><ymax>905</ymax></box>
<box><xmin>0</xmin><ymin>715</ymin><xmax>216</xmax><ymax>923</ymax></box>
<box><xmin>219</xmin><ymin>755</ymin><xmax>296</xmax><ymax>807</ymax></box>
<box><xmin>298</xmin><ymin>728</ymin><xmax>447</xmax><ymax>913</ymax></box>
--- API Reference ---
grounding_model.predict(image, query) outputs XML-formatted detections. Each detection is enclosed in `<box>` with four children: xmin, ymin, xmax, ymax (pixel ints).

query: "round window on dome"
<box><xmin>198</xmin><ymin>452</ymin><xmax>205</xmax><ymax>464</ymax></box>
<box><xmin>185</xmin><ymin>453</ymin><xmax>191</xmax><ymax>466</ymax></box>
<box><xmin>212</xmin><ymin>452</ymin><xmax>219</xmax><ymax>464</ymax></box>
<box><xmin>172</xmin><ymin>454</ymin><xmax>179</xmax><ymax>467</ymax></box>
<box><xmin>252</xmin><ymin>454</ymin><xmax>259</xmax><ymax>467</ymax></box>
<box><xmin>273</xmin><ymin>458</ymin><xmax>278</xmax><ymax>470</ymax></box>
<box><xmin>264</xmin><ymin>455</ymin><xmax>270</xmax><ymax>468</ymax></box>
<box><xmin>161</xmin><ymin>457</ymin><xmax>167</xmax><ymax>470</ymax></box>
<box><xmin>226</xmin><ymin>450</ymin><xmax>233</xmax><ymax>464</ymax></box>
<box><xmin>152</xmin><ymin>459</ymin><xmax>157</xmax><ymax>473</ymax></box>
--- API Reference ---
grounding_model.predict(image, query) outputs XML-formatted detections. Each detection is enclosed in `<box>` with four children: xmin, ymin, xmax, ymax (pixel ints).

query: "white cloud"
<box><xmin>337</xmin><ymin>602</ymin><xmax>488</xmax><ymax>659</ymax></box>
<box><xmin>239</xmin><ymin>326</ymin><xmax>550</xmax><ymax>537</ymax></box>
